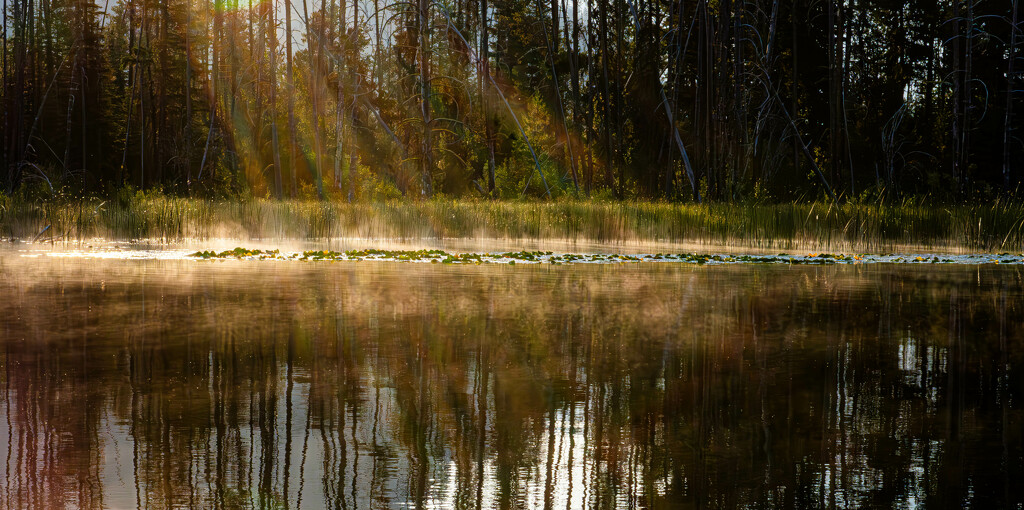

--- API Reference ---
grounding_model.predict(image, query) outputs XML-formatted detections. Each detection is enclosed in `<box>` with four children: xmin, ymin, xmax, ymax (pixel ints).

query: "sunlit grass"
<box><xmin>3</xmin><ymin>193</ymin><xmax>1024</xmax><ymax>251</ymax></box>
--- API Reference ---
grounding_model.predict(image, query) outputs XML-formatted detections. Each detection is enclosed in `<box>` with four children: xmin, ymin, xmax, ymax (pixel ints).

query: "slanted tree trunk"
<box><xmin>538</xmin><ymin>0</ymin><xmax>578</xmax><ymax>196</ymax></box>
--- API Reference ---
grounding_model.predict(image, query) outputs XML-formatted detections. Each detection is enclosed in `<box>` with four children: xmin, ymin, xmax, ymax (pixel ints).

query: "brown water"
<box><xmin>0</xmin><ymin>254</ymin><xmax>1022</xmax><ymax>508</ymax></box>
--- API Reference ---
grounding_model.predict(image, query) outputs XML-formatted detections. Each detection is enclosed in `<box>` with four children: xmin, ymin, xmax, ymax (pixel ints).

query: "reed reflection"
<box><xmin>0</xmin><ymin>259</ymin><xmax>1022</xmax><ymax>508</ymax></box>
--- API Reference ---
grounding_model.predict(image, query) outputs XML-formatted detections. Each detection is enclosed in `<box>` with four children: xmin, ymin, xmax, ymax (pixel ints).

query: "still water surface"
<box><xmin>0</xmin><ymin>254</ymin><xmax>1022</xmax><ymax>508</ymax></box>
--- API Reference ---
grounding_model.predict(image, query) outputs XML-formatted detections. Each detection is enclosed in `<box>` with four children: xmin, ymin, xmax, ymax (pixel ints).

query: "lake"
<box><xmin>1</xmin><ymin>249</ymin><xmax>1022</xmax><ymax>508</ymax></box>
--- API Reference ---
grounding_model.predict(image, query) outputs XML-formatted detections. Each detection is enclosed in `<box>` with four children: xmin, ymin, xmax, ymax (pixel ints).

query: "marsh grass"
<box><xmin>2</xmin><ymin>193</ymin><xmax>1024</xmax><ymax>251</ymax></box>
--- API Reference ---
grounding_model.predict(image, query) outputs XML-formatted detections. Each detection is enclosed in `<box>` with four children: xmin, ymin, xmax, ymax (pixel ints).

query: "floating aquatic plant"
<box><xmin>184</xmin><ymin>248</ymin><xmax>1024</xmax><ymax>266</ymax></box>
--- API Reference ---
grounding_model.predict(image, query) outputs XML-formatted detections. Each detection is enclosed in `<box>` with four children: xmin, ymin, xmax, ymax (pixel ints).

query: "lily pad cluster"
<box><xmin>186</xmin><ymin>248</ymin><xmax>1024</xmax><ymax>266</ymax></box>
<box><xmin>190</xmin><ymin>248</ymin><xmax>281</xmax><ymax>259</ymax></box>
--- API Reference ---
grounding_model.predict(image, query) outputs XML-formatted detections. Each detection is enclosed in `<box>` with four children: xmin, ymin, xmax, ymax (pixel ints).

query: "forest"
<box><xmin>1</xmin><ymin>0</ymin><xmax>1022</xmax><ymax>202</ymax></box>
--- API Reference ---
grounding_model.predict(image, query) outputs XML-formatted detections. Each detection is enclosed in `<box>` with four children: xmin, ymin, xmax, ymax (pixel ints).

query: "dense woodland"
<box><xmin>1</xmin><ymin>0</ymin><xmax>1022</xmax><ymax>201</ymax></box>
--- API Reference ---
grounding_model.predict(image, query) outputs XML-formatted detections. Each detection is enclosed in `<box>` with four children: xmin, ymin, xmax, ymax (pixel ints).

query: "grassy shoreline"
<box><xmin>3</xmin><ymin>194</ymin><xmax>1024</xmax><ymax>252</ymax></box>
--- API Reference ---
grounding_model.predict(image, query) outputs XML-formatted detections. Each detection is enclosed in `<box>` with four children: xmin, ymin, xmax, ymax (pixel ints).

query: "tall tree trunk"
<box><xmin>335</xmin><ymin>39</ymin><xmax>346</xmax><ymax>192</ymax></box>
<box><xmin>249</xmin><ymin>0</ymin><xmax>262</xmax><ymax>188</ymax></box>
<box><xmin>827</xmin><ymin>0</ymin><xmax>851</xmax><ymax>196</ymax></box>
<box><xmin>569</xmin><ymin>0</ymin><xmax>585</xmax><ymax>196</ymax></box>
<box><xmin>349</xmin><ymin>0</ymin><xmax>359</xmax><ymax>201</ymax></box>
<box><xmin>550</xmin><ymin>0</ymin><xmax>559</xmax><ymax>53</ymax></box>
<box><xmin>962</xmin><ymin>0</ymin><xmax>973</xmax><ymax>191</ymax></box>
<box><xmin>828</xmin><ymin>0</ymin><xmax>838</xmax><ymax>189</ymax></box>
<box><xmin>335</xmin><ymin>0</ymin><xmax>346</xmax><ymax>191</ymax></box>
<box><xmin>585</xmin><ymin>0</ymin><xmax>595</xmax><ymax>194</ymax></box>
<box><xmin>418</xmin><ymin>0</ymin><xmax>433</xmax><ymax>196</ymax></box>
<box><xmin>301</xmin><ymin>0</ymin><xmax>325</xmax><ymax>197</ymax></box>
<box><xmin>373</xmin><ymin>0</ymin><xmax>382</xmax><ymax>84</ymax></box>
<box><xmin>599</xmin><ymin>0</ymin><xmax>613</xmax><ymax>192</ymax></box>
<box><xmin>185</xmin><ymin>0</ymin><xmax>193</xmax><ymax>191</ymax></box>
<box><xmin>614</xmin><ymin>0</ymin><xmax>624</xmax><ymax>198</ymax></box>
<box><xmin>843</xmin><ymin>0</ymin><xmax>854</xmax><ymax>196</ymax></box>
<box><xmin>6</xmin><ymin>0</ymin><xmax>26</xmax><ymax>192</ymax></box>
<box><xmin>791</xmin><ymin>0</ymin><xmax>800</xmax><ymax>186</ymax></box>
<box><xmin>925</xmin><ymin>18</ymin><xmax>934</xmax><ymax>128</ymax></box>
<box><xmin>952</xmin><ymin>0</ymin><xmax>963</xmax><ymax>190</ymax></box>
<box><xmin>285</xmin><ymin>0</ymin><xmax>297</xmax><ymax>196</ymax></box>
<box><xmin>2</xmin><ymin>0</ymin><xmax>8</xmax><ymax>190</ymax></box>
<box><xmin>698</xmin><ymin>1</ymin><xmax>711</xmax><ymax>197</ymax></box>
<box><xmin>480</xmin><ymin>0</ymin><xmax>496</xmax><ymax>193</ymax></box>
<box><xmin>119</xmin><ymin>1</ymin><xmax>137</xmax><ymax>188</ymax></box>
<box><xmin>202</xmin><ymin>0</ymin><xmax>221</xmax><ymax>185</ymax></box>
<box><xmin>140</xmin><ymin>0</ymin><xmax>149</xmax><ymax>188</ymax></box>
<box><xmin>63</xmin><ymin>42</ymin><xmax>79</xmax><ymax>179</ymax></box>
<box><xmin>156</xmin><ymin>0</ymin><xmax>169</xmax><ymax>185</ymax></box>
<box><xmin>733</xmin><ymin>0</ymin><xmax>743</xmax><ymax>198</ymax></box>
<box><xmin>229</xmin><ymin>0</ymin><xmax>240</xmax><ymax>180</ymax></box>
<box><xmin>267</xmin><ymin>0</ymin><xmax>283</xmax><ymax>198</ymax></box>
<box><xmin>1005</xmin><ymin>0</ymin><xmax>1020</xmax><ymax>191</ymax></box>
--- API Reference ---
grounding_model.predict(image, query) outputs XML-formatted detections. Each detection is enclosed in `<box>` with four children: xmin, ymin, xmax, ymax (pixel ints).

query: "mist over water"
<box><xmin>0</xmin><ymin>255</ymin><xmax>1022</xmax><ymax>508</ymax></box>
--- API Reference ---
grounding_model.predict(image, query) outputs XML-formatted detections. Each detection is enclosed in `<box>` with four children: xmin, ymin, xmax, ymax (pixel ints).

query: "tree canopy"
<box><xmin>1</xmin><ymin>0</ymin><xmax>1022</xmax><ymax>201</ymax></box>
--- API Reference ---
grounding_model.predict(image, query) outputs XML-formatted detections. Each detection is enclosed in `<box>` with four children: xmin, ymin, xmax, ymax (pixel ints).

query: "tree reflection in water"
<box><xmin>0</xmin><ymin>258</ymin><xmax>1021</xmax><ymax>508</ymax></box>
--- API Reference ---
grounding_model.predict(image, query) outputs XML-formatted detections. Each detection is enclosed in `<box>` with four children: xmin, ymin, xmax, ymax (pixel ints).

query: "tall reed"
<box><xmin>2</xmin><ymin>193</ymin><xmax>1023</xmax><ymax>251</ymax></box>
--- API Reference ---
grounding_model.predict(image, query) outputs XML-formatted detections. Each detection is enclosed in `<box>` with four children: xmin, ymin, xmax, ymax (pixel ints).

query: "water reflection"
<box><xmin>0</xmin><ymin>258</ymin><xmax>1022</xmax><ymax>508</ymax></box>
